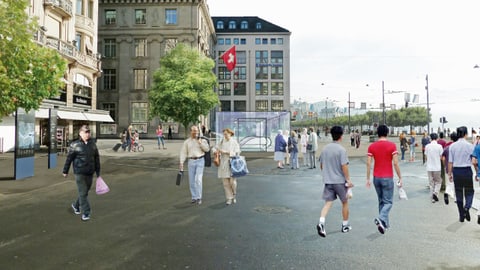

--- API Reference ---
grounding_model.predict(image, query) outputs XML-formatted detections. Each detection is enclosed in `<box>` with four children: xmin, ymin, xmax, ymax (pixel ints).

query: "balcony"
<box><xmin>44</xmin><ymin>0</ymin><xmax>73</xmax><ymax>18</ymax></box>
<box><xmin>75</xmin><ymin>15</ymin><xmax>95</xmax><ymax>35</ymax></box>
<box><xmin>34</xmin><ymin>34</ymin><xmax>100</xmax><ymax>72</ymax></box>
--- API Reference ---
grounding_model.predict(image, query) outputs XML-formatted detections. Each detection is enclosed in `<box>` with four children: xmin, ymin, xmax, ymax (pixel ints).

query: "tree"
<box><xmin>0</xmin><ymin>0</ymin><xmax>67</xmax><ymax>117</ymax></box>
<box><xmin>149</xmin><ymin>44</ymin><xmax>219</xmax><ymax>137</ymax></box>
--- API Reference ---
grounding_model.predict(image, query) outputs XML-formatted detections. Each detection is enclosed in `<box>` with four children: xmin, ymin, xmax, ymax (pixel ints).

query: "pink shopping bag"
<box><xmin>96</xmin><ymin>176</ymin><xmax>110</xmax><ymax>195</ymax></box>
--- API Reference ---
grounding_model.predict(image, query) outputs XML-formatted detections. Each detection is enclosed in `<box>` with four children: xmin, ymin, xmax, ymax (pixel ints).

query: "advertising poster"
<box><xmin>15</xmin><ymin>108</ymin><xmax>35</xmax><ymax>179</ymax></box>
<box><xmin>48</xmin><ymin>109</ymin><xmax>58</xmax><ymax>169</ymax></box>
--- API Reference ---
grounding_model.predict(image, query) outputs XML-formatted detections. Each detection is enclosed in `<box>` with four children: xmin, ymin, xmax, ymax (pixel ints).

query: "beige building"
<box><xmin>1</xmin><ymin>0</ymin><xmax>112</xmax><ymax>152</ymax></box>
<box><xmin>212</xmin><ymin>16</ymin><xmax>291</xmax><ymax>114</ymax></box>
<box><xmin>97</xmin><ymin>0</ymin><xmax>215</xmax><ymax>139</ymax></box>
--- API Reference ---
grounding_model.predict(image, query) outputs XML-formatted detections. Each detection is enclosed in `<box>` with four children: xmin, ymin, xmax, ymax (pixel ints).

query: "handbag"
<box><xmin>96</xmin><ymin>176</ymin><xmax>110</xmax><ymax>195</ymax></box>
<box><xmin>213</xmin><ymin>151</ymin><xmax>221</xmax><ymax>167</ymax></box>
<box><xmin>176</xmin><ymin>171</ymin><xmax>183</xmax><ymax>186</ymax></box>
<box><xmin>306</xmin><ymin>144</ymin><xmax>313</xmax><ymax>151</ymax></box>
<box><xmin>230</xmin><ymin>155</ymin><xmax>248</xmax><ymax>178</ymax></box>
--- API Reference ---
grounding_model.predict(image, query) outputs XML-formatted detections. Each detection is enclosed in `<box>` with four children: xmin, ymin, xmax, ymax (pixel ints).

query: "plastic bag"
<box><xmin>346</xmin><ymin>187</ymin><xmax>353</xmax><ymax>199</ymax></box>
<box><xmin>96</xmin><ymin>176</ymin><xmax>110</xmax><ymax>195</ymax></box>
<box><xmin>230</xmin><ymin>155</ymin><xmax>249</xmax><ymax>178</ymax></box>
<box><xmin>398</xmin><ymin>187</ymin><xmax>408</xmax><ymax>200</ymax></box>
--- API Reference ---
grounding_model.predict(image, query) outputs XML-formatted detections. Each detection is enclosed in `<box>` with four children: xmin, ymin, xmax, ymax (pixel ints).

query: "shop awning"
<box><xmin>83</xmin><ymin>112</ymin><xmax>114</xmax><ymax>122</ymax></box>
<box><xmin>35</xmin><ymin>108</ymin><xmax>50</xmax><ymax>119</ymax></box>
<box><xmin>57</xmin><ymin>110</ymin><xmax>88</xmax><ymax>120</ymax></box>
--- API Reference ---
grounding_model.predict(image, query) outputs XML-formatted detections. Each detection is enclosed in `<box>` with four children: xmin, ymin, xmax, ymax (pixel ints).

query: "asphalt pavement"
<box><xmin>0</xmin><ymin>136</ymin><xmax>479</xmax><ymax>269</ymax></box>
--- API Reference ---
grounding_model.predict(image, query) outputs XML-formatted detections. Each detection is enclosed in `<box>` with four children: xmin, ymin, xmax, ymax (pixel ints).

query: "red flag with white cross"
<box><xmin>221</xmin><ymin>46</ymin><xmax>236</xmax><ymax>71</ymax></box>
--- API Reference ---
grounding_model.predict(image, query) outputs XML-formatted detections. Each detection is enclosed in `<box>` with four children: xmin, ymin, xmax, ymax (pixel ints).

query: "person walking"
<box><xmin>156</xmin><ymin>124</ymin><xmax>166</xmax><ymax>149</ymax></box>
<box><xmin>448</xmin><ymin>126</ymin><xmax>475</xmax><ymax>222</ymax></box>
<box><xmin>213</xmin><ymin>128</ymin><xmax>241</xmax><ymax>205</ymax></box>
<box><xmin>425</xmin><ymin>133</ymin><xmax>443</xmax><ymax>203</ymax></box>
<box><xmin>283</xmin><ymin>130</ymin><xmax>290</xmax><ymax>166</ymax></box>
<box><xmin>441</xmin><ymin>132</ymin><xmax>458</xmax><ymax>205</ymax></box>
<box><xmin>421</xmin><ymin>132</ymin><xmax>431</xmax><ymax>165</ymax></box>
<box><xmin>354</xmin><ymin>129</ymin><xmax>361</xmax><ymax>149</ymax></box>
<box><xmin>62</xmin><ymin>125</ymin><xmax>100</xmax><ymax>221</ymax></box>
<box><xmin>307</xmin><ymin>127</ymin><xmax>318</xmax><ymax>169</ymax></box>
<box><xmin>409</xmin><ymin>132</ymin><xmax>416</xmax><ymax>162</ymax></box>
<box><xmin>316</xmin><ymin>126</ymin><xmax>353</xmax><ymax>237</ymax></box>
<box><xmin>366</xmin><ymin>125</ymin><xmax>403</xmax><ymax>234</ymax></box>
<box><xmin>288</xmin><ymin>130</ymin><xmax>299</xmax><ymax>169</ymax></box>
<box><xmin>179</xmin><ymin>126</ymin><xmax>210</xmax><ymax>205</ymax></box>
<box><xmin>274</xmin><ymin>130</ymin><xmax>287</xmax><ymax>169</ymax></box>
<box><xmin>399</xmin><ymin>132</ymin><xmax>408</xmax><ymax>162</ymax></box>
<box><xmin>168</xmin><ymin>125</ymin><xmax>173</xmax><ymax>140</ymax></box>
<box><xmin>300</xmin><ymin>128</ymin><xmax>309</xmax><ymax>167</ymax></box>
<box><xmin>470</xmin><ymin>138</ymin><xmax>480</xmax><ymax>225</ymax></box>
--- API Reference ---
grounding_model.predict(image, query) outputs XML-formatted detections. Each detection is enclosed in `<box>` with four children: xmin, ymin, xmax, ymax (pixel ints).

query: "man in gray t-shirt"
<box><xmin>316</xmin><ymin>126</ymin><xmax>353</xmax><ymax>237</ymax></box>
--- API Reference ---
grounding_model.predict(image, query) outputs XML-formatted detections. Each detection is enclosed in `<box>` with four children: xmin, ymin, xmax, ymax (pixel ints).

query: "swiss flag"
<box><xmin>221</xmin><ymin>46</ymin><xmax>236</xmax><ymax>72</ymax></box>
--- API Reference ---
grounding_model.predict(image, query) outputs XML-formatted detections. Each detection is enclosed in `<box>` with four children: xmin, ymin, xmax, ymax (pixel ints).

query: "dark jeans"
<box><xmin>452</xmin><ymin>167</ymin><xmax>474</xmax><ymax>217</ymax></box>
<box><xmin>73</xmin><ymin>174</ymin><xmax>94</xmax><ymax>215</ymax></box>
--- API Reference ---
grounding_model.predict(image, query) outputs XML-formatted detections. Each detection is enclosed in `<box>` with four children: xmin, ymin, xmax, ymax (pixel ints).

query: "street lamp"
<box><xmin>382</xmin><ymin>81</ymin><xmax>386</xmax><ymax>125</ymax></box>
<box><xmin>425</xmin><ymin>74</ymin><xmax>430</xmax><ymax>134</ymax></box>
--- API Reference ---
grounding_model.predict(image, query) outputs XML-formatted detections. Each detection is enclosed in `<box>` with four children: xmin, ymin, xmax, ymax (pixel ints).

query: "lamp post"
<box><xmin>425</xmin><ymin>74</ymin><xmax>430</xmax><ymax>134</ymax></box>
<box><xmin>348</xmin><ymin>92</ymin><xmax>351</xmax><ymax>133</ymax></box>
<box><xmin>382</xmin><ymin>81</ymin><xmax>386</xmax><ymax>125</ymax></box>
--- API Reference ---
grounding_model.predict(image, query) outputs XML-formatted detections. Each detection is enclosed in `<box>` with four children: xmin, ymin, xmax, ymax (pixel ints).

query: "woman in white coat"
<box><xmin>214</xmin><ymin>128</ymin><xmax>241</xmax><ymax>205</ymax></box>
<box><xmin>300</xmin><ymin>128</ymin><xmax>309</xmax><ymax>167</ymax></box>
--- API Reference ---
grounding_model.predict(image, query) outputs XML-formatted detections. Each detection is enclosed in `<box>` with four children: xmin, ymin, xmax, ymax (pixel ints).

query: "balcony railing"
<box><xmin>44</xmin><ymin>0</ymin><xmax>73</xmax><ymax>17</ymax></box>
<box><xmin>75</xmin><ymin>15</ymin><xmax>95</xmax><ymax>34</ymax></box>
<box><xmin>34</xmin><ymin>32</ymin><xmax>100</xmax><ymax>71</ymax></box>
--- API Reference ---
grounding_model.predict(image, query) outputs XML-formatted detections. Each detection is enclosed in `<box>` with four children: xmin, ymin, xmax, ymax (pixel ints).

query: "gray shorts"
<box><xmin>322</xmin><ymin>183</ymin><xmax>348</xmax><ymax>202</ymax></box>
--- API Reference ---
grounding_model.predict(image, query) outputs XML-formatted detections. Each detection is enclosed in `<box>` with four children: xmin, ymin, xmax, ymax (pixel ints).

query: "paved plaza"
<box><xmin>0</xmin><ymin>136</ymin><xmax>479</xmax><ymax>269</ymax></box>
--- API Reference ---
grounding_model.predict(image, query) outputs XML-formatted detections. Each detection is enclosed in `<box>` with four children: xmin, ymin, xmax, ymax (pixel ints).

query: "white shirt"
<box><xmin>425</xmin><ymin>140</ymin><xmax>443</xmax><ymax>171</ymax></box>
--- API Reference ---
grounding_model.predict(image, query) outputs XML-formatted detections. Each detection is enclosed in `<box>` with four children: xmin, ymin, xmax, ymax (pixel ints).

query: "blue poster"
<box><xmin>15</xmin><ymin>108</ymin><xmax>35</xmax><ymax>180</ymax></box>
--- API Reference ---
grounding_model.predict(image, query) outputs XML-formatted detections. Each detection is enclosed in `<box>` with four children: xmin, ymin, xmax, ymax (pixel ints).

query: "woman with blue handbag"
<box><xmin>213</xmin><ymin>128</ymin><xmax>241</xmax><ymax>205</ymax></box>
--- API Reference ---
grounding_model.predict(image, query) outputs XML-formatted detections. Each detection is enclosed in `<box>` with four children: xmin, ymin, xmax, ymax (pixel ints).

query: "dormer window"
<box><xmin>240</xmin><ymin>21</ymin><xmax>248</xmax><ymax>29</ymax></box>
<box><xmin>217</xmin><ymin>21</ymin><xmax>224</xmax><ymax>29</ymax></box>
<box><xmin>229</xmin><ymin>21</ymin><xmax>236</xmax><ymax>29</ymax></box>
<box><xmin>256</xmin><ymin>22</ymin><xmax>262</xmax><ymax>29</ymax></box>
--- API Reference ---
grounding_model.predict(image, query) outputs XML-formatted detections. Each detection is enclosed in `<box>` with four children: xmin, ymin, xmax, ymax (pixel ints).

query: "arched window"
<box><xmin>240</xmin><ymin>21</ymin><xmax>248</xmax><ymax>29</ymax></box>
<box><xmin>229</xmin><ymin>21</ymin><xmax>236</xmax><ymax>29</ymax></box>
<box><xmin>256</xmin><ymin>22</ymin><xmax>262</xmax><ymax>29</ymax></box>
<box><xmin>216</xmin><ymin>21</ymin><xmax>224</xmax><ymax>29</ymax></box>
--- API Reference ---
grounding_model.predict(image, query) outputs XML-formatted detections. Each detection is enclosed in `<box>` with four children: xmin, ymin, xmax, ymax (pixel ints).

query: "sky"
<box><xmin>207</xmin><ymin>0</ymin><xmax>480</xmax><ymax>132</ymax></box>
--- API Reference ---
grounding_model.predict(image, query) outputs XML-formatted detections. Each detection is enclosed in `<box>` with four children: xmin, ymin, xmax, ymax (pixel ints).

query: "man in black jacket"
<box><xmin>63</xmin><ymin>125</ymin><xmax>101</xmax><ymax>221</ymax></box>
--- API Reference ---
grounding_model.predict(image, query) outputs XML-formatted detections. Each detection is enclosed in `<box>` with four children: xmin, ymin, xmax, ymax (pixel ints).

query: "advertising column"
<box><xmin>15</xmin><ymin>108</ymin><xmax>35</xmax><ymax>179</ymax></box>
<box><xmin>48</xmin><ymin>109</ymin><xmax>58</xmax><ymax>168</ymax></box>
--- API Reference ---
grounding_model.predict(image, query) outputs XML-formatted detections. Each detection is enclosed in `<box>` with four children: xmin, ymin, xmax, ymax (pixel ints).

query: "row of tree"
<box><xmin>292</xmin><ymin>107</ymin><xmax>430</xmax><ymax>132</ymax></box>
<box><xmin>1</xmin><ymin>0</ymin><xmax>66</xmax><ymax>118</ymax></box>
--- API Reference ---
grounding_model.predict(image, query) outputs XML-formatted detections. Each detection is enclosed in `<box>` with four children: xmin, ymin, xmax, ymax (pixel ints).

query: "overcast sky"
<box><xmin>208</xmin><ymin>0</ymin><xmax>480</xmax><ymax>131</ymax></box>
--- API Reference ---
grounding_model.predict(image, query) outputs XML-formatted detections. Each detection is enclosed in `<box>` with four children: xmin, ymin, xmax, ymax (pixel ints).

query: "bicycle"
<box><xmin>130</xmin><ymin>140</ymin><xmax>144</xmax><ymax>152</ymax></box>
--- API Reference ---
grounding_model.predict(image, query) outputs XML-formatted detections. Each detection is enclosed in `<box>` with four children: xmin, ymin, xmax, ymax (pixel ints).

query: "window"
<box><xmin>271</xmin><ymin>51</ymin><xmax>283</xmax><ymax>64</ymax></box>
<box><xmin>271</xmin><ymin>66</ymin><xmax>283</xmax><ymax>80</ymax></box>
<box><xmin>131</xmin><ymin>102</ymin><xmax>148</xmax><ymax>122</ymax></box>
<box><xmin>255</xmin><ymin>100</ymin><xmax>268</xmax><ymax>112</ymax></box>
<box><xmin>234</xmin><ymin>83</ymin><xmax>246</xmax><ymax>96</ymax></box>
<box><xmin>255</xmin><ymin>66</ymin><xmax>268</xmax><ymax>80</ymax></box>
<box><xmin>237</xmin><ymin>51</ymin><xmax>246</xmax><ymax>64</ymax></box>
<box><xmin>278</xmin><ymin>38</ymin><xmax>284</xmax><ymax>45</ymax></box>
<box><xmin>262</xmin><ymin>38</ymin><xmax>268</xmax><ymax>45</ymax></box>
<box><xmin>234</xmin><ymin>101</ymin><xmax>246</xmax><ymax>112</ymax></box>
<box><xmin>218</xmin><ymin>83</ymin><xmax>231</xmax><ymax>96</ymax></box>
<box><xmin>104</xmin><ymin>39</ymin><xmax>116</xmax><ymax>58</ymax></box>
<box><xmin>134</xmin><ymin>69</ymin><xmax>147</xmax><ymax>90</ymax></box>
<box><xmin>218</xmin><ymin>38</ymin><xmax>224</xmax><ymax>45</ymax></box>
<box><xmin>87</xmin><ymin>0</ymin><xmax>93</xmax><ymax>19</ymax></box>
<box><xmin>164</xmin><ymin>38</ymin><xmax>177</xmax><ymax>53</ymax></box>
<box><xmin>73</xmin><ymin>74</ymin><xmax>91</xmax><ymax>97</ymax></box>
<box><xmin>165</xmin><ymin>9</ymin><xmax>177</xmax><ymax>24</ymax></box>
<box><xmin>255</xmin><ymin>50</ymin><xmax>268</xmax><ymax>64</ymax></box>
<box><xmin>256</xmin><ymin>22</ymin><xmax>262</xmax><ymax>29</ymax></box>
<box><xmin>102</xmin><ymin>103</ymin><xmax>116</xmax><ymax>121</ymax></box>
<box><xmin>134</xmin><ymin>39</ymin><xmax>147</xmax><ymax>57</ymax></box>
<box><xmin>240</xmin><ymin>38</ymin><xmax>246</xmax><ymax>45</ymax></box>
<box><xmin>216</xmin><ymin>21</ymin><xmax>224</xmax><ymax>29</ymax></box>
<box><xmin>271</xmin><ymin>82</ymin><xmax>284</xmax><ymax>95</ymax></box>
<box><xmin>75</xmin><ymin>33</ymin><xmax>81</xmax><ymax>51</ymax></box>
<box><xmin>240</xmin><ymin>21</ymin><xmax>248</xmax><ymax>29</ymax></box>
<box><xmin>220</xmin><ymin>100</ymin><xmax>231</xmax><ymax>112</ymax></box>
<box><xmin>255</xmin><ymin>38</ymin><xmax>261</xmax><ymax>45</ymax></box>
<box><xmin>255</xmin><ymin>82</ymin><xmax>268</xmax><ymax>95</ymax></box>
<box><xmin>270</xmin><ymin>38</ymin><xmax>276</xmax><ymax>45</ymax></box>
<box><xmin>76</xmin><ymin>0</ymin><xmax>82</xmax><ymax>15</ymax></box>
<box><xmin>105</xmin><ymin>10</ymin><xmax>116</xmax><ymax>25</ymax></box>
<box><xmin>233</xmin><ymin>38</ymin><xmax>239</xmax><ymax>45</ymax></box>
<box><xmin>135</xmin><ymin>9</ymin><xmax>146</xmax><ymax>24</ymax></box>
<box><xmin>103</xmin><ymin>69</ymin><xmax>116</xmax><ymax>90</ymax></box>
<box><xmin>218</xmin><ymin>67</ymin><xmax>231</xmax><ymax>80</ymax></box>
<box><xmin>229</xmin><ymin>21</ymin><xmax>236</xmax><ymax>29</ymax></box>
<box><xmin>225</xmin><ymin>39</ymin><xmax>231</xmax><ymax>45</ymax></box>
<box><xmin>271</xmin><ymin>100</ymin><xmax>284</xmax><ymax>111</ymax></box>
<box><xmin>233</xmin><ymin>67</ymin><xmax>246</xmax><ymax>80</ymax></box>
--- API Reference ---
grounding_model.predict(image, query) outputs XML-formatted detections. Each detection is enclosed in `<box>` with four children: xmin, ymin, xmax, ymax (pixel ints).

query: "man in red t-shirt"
<box><xmin>366</xmin><ymin>125</ymin><xmax>403</xmax><ymax>234</ymax></box>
